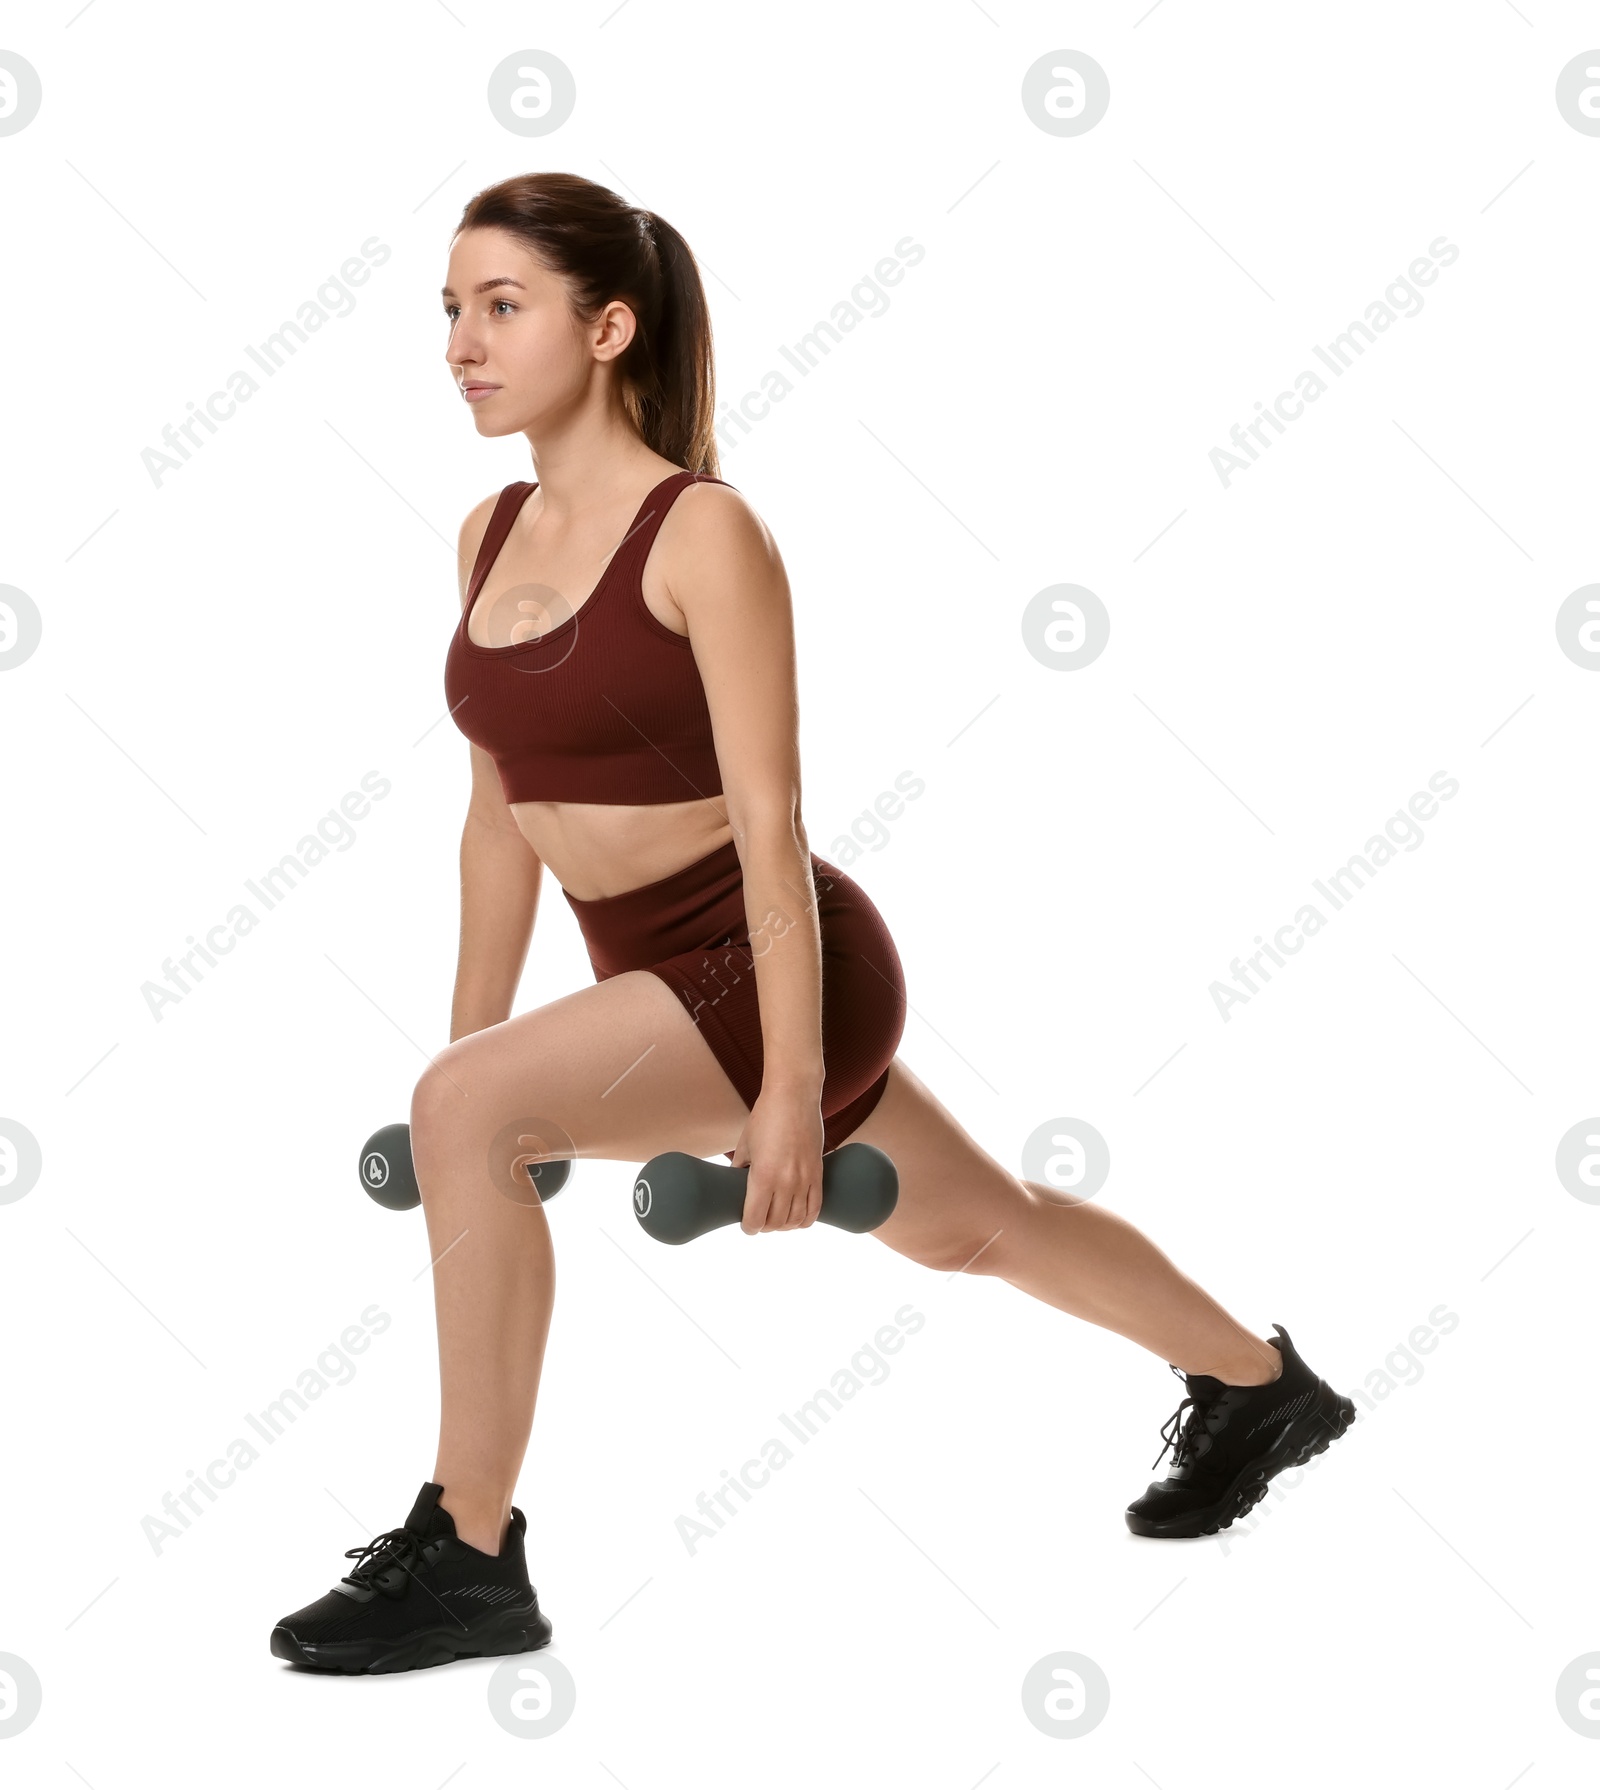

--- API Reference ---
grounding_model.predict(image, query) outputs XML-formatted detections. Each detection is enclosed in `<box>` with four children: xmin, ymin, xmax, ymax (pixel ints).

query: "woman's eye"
<box><xmin>444</xmin><ymin>300</ymin><xmax>514</xmax><ymax>322</ymax></box>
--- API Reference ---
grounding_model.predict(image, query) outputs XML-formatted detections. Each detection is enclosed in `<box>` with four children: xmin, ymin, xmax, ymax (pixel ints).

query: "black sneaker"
<box><xmin>1124</xmin><ymin>1324</ymin><xmax>1356</xmax><ymax>1540</ymax></box>
<box><xmin>270</xmin><ymin>1482</ymin><xmax>553</xmax><ymax>1674</ymax></box>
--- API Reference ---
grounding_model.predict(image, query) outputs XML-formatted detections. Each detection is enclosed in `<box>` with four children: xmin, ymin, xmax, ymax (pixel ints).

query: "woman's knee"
<box><xmin>877</xmin><ymin>1187</ymin><xmax>1031</xmax><ymax>1277</ymax></box>
<box><xmin>876</xmin><ymin>1225</ymin><xmax>1007</xmax><ymax>1277</ymax></box>
<box><xmin>409</xmin><ymin>1042</ymin><xmax>479</xmax><ymax>1148</ymax></box>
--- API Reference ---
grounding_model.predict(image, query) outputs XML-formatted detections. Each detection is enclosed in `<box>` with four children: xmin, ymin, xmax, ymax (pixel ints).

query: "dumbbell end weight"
<box><xmin>359</xmin><ymin>1122</ymin><xmax>421</xmax><ymax>1212</ymax></box>
<box><xmin>631</xmin><ymin>1152</ymin><xmax>741</xmax><ymax>1244</ymax></box>
<box><xmin>821</xmin><ymin>1140</ymin><xmax>899</xmax><ymax>1233</ymax></box>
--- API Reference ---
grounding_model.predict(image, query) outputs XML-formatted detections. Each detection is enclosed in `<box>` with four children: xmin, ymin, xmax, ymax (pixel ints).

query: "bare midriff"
<box><xmin>505</xmin><ymin>796</ymin><xmax>734</xmax><ymax>903</ymax></box>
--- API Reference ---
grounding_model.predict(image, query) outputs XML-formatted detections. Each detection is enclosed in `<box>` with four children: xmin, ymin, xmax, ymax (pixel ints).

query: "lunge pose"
<box><xmin>270</xmin><ymin>172</ymin><xmax>1354</xmax><ymax>1676</ymax></box>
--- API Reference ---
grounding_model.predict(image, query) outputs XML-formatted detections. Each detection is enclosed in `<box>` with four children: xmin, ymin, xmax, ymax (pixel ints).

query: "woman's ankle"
<box><xmin>435</xmin><ymin>1484</ymin><xmax>514</xmax><ymax>1555</ymax></box>
<box><xmin>1216</xmin><ymin>1334</ymin><xmax>1283</xmax><ymax>1386</ymax></box>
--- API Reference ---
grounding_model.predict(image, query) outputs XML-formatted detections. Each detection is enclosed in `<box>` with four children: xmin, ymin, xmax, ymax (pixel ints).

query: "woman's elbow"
<box><xmin>727</xmin><ymin>791</ymin><xmax>804</xmax><ymax>848</ymax></box>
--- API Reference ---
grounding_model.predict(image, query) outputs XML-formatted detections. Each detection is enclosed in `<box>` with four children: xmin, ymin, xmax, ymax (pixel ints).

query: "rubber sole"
<box><xmin>1125</xmin><ymin>1383</ymin><xmax>1358</xmax><ymax>1540</ymax></box>
<box><xmin>270</xmin><ymin>1601</ymin><xmax>554</xmax><ymax>1675</ymax></box>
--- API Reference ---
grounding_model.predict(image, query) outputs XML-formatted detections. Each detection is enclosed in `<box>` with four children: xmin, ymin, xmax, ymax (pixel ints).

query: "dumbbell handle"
<box><xmin>632</xmin><ymin>1142</ymin><xmax>898</xmax><ymax>1245</ymax></box>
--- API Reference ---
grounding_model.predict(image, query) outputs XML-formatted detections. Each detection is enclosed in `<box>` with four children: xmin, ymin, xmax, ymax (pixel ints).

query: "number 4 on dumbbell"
<box><xmin>358</xmin><ymin>1122</ymin><xmax>571</xmax><ymax>1212</ymax></box>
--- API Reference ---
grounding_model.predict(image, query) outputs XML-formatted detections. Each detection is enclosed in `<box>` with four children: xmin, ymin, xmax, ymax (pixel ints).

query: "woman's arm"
<box><xmin>449</xmin><ymin>495</ymin><xmax>541</xmax><ymax>1043</ymax></box>
<box><xmin>451</xmin><ymin>742</ymin><xmax>541</xmax><ymax>1042</ymax></box>
<box><xmin>664</xmin><ymin>483</ymin><xmax>827</xmax><ymax>1223</ymax></box>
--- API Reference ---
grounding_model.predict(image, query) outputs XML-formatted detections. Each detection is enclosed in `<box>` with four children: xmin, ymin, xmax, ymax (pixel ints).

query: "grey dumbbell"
<box><xmin>631</xmin><ymin>1142</ymin><xmax>898</xmax><ymax>1245</ymax></box>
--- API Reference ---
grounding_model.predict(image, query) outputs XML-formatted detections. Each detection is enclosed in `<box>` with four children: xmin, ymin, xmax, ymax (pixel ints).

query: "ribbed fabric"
<box><xmin>563</xmin><ymin>837</ymin><xmax>907</xmax><ymax>1158</ymax></box>
<box><xmin>445</xmin><ymin>470</ymin><xmax>730</xmax><ymax>805</ymax></box>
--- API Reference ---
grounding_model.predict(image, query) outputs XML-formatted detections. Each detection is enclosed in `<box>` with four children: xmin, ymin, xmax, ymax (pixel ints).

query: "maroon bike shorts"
<box><xmin>562</xmin><ymin>836</ymin><xmax>906</xmax><ymax>1158</ymax></box>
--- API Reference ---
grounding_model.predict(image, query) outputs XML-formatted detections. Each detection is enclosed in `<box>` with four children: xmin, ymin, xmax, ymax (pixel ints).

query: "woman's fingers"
<box><xmin>742</xmin><ymin>1169</ymin><xmax>818</xmax><ymax>1232</ymax></box>
<box><xmin>740</xmin><ymin>1181</ymin><xmax>772</xmax><ymax>1234</ymax></box>
<box><xmin>768</xmin><ymin>1173</ymin><xmax>820</xmax><ymax>1231</ymax></box>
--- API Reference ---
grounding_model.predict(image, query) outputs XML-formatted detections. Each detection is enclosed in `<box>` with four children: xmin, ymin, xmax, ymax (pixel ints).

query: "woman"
<box><xmin>269</xmin><ymin>172</ymin><xmax>1355</xmax><ymax>1676</ymax></box>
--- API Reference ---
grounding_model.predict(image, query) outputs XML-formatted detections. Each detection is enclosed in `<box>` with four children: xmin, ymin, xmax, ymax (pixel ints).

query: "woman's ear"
<box><xmin>591</xmin><ymin>297</ymin><xmax>638</xmax><ymax>363</ymax></box>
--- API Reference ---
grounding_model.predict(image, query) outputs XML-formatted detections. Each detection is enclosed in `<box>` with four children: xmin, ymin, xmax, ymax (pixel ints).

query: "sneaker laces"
<box><xmin>340</xmin><ymin>1526</ymin><xmax>425</xmax><ymax>1592</ymax></box>
<box><xmin>1151</xmin><ymin>1363</ymin><xmax>1216</xmax><ymax>1472</ymax></box>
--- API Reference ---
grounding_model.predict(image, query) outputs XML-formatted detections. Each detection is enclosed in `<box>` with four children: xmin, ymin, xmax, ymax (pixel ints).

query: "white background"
<box><xmin>2</xmin><ymin>1</ymin><xmax>1595</xmax><ymax>1782</ymax></box>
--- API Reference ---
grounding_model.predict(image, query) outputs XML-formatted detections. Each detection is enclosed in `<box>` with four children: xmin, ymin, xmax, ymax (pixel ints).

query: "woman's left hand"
<box><xmin>729</xmin><ymin>1087</ymin><xmax>826</xmax><ymax>1234</ymax></box>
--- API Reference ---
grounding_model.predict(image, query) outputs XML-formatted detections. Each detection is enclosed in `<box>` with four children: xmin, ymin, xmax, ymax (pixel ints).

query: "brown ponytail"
<box><xmin>454</xmin><ymin>172</ymin><xmax>719</xmax><ymax>476</ymax></box>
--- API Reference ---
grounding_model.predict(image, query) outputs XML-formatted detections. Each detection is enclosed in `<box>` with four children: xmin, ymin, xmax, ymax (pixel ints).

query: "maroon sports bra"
<box><xmin>445</xmin><ymin>469</ymin><xmax>732</xmax><ymax>806</ymax></box>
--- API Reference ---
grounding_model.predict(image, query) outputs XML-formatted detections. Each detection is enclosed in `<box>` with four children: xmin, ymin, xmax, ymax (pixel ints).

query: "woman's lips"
<box><xmin>462</xmin><ymin>383</ymin><xmax>501</xmax><ymax>402</ymax></box>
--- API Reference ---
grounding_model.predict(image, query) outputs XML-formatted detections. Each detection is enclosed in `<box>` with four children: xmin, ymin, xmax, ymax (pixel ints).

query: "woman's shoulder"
<box><xmin>661</xmin><ymin>471</ymin><xmax>768</xmax><ymax>563</ymax></box>
<box><xmin>655</xmin><ymin>473</ymin><xmax>785</xmax><ymax>629</ymax></box>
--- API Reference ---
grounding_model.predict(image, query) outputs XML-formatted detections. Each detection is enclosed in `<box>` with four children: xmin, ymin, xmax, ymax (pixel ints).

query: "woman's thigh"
<box><xmin>411</xmin><ymin>968</ymin><xmax>752</xmax><ymax>1173</ymax></box>
<box><xmin>839</xmin><ymin>1055</ymin><xmax>1034</xmax><ymax>1273</ymax></box>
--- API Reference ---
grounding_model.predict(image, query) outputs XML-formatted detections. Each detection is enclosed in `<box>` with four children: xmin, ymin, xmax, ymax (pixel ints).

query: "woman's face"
<box><xmin>442</xmin><ymin>225</ymin><xmax>634</xmax><ymax>437</ymax></box>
